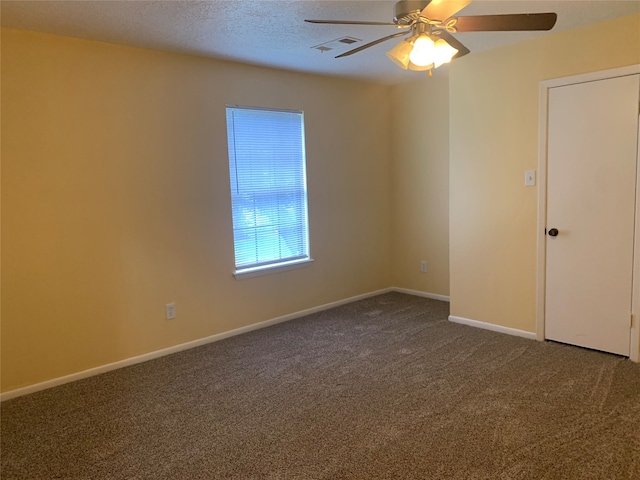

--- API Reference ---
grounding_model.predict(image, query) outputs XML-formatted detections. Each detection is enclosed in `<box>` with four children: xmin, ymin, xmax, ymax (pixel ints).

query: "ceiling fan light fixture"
<box><xmin>408</xmin><ymin>34</ymin><xmax>435</xmax><ymax>67</ymax></box>
<box><xmin>406</xmin><ymin>33</ymin><xmax>458</xmax><ymax>70</ymax></box>
<box><xmin>432</xmin><ymin>38</ymin><xmax>458</xmax><ymax>67</ymax></box>
<box><xmin>408</xmin><ymin>60</ymin><xmax>433</xmax><ymax>71</ymax></box>
<box><xmin>385</xmin><ymin>38</ymin><xmax>414</xmax><ymax>70</ymax></box>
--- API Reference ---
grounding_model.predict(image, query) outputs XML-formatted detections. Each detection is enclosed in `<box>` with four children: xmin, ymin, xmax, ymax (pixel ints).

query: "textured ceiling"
<box><xmin>1</xmin><ymin>1</ymin><xmax>639</xmax><ymax>84</ymax></box>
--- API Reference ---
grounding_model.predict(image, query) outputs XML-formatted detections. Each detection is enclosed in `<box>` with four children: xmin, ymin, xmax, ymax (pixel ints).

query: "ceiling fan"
<box><xmin>305</xmin><ymin>0</ymin><xmax>557</xmax><ymax>73</ymax></box>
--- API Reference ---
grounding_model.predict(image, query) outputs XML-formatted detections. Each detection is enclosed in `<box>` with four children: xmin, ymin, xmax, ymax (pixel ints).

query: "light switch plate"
<box><xmin>525</xmin><ymin>170</ymin><xmax>536</xmax><ymax>186</ymax></box>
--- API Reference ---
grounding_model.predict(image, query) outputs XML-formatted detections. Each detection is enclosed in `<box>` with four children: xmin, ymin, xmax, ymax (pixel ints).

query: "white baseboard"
<box><xmin>391</xmin><ymin>287</ymin><xmax>450</xmax><ymax>302</ymax></box>
<box><xmin>448</xmin><ymin>315</ymin><xmax>537</xmax><ymax>340</ymax></box>
<box><xmin>1</xmin><ymin>288</ymin><xmax>395</xmax><ymax>402</ymax></box>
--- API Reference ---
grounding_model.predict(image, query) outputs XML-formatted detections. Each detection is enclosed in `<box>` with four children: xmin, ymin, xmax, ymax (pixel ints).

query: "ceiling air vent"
<box><xmin>311</xmin><ymin>36</ymin><xmax>361</xmax><ymax>53</ymax></box>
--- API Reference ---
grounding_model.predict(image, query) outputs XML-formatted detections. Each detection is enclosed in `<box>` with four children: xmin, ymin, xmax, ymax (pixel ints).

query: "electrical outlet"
<box><xmin>420</xmin><ymin>261</ymin><xmax>427</xmax><ymax>273</ymax></box>
<box><xmin>165</xmin><ymin>303</ymin><xmax>176</xmax><ymax>320</ymax></box>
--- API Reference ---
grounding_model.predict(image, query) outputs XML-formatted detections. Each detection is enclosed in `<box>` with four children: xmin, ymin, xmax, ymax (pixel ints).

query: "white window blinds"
<box><xmin>226</xmin><ymin>106</ymin><xmax>310</xmax><ymax>272</ymax></box>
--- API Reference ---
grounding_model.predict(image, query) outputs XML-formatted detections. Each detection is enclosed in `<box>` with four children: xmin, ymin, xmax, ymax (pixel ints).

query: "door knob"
<box><xmin>548</xmin><ymin>228</ymin><xmax>559</xmax><ymax>237</ymax></box>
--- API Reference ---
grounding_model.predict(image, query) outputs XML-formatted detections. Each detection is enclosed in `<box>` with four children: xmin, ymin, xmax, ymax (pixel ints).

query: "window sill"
<box><xmin>233</xmin><ymin>258</ymin><xmax>314</xmax><ymax>280</ymax></box>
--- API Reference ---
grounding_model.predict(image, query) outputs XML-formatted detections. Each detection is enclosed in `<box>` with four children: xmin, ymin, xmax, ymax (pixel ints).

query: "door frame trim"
<box><xmin>536</xmin><ymin>64</ymin><xmax>640</xmax><ymax>362</ymax></box>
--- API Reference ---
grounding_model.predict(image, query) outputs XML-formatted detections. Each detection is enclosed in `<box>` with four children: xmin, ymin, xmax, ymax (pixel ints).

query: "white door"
<box><xmin>545</xmin><ymin>74</ymin><xmax>640</xmax><ymax>356</ymax></box>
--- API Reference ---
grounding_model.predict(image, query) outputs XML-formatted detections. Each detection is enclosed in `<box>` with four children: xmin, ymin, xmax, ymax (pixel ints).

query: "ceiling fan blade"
<box><xmin>437</xmin><ymin>31</ymin><xmax>470</xmax><ymax>60</ymax></box>
<box><xmin>305</xmin><ymin>19</ymin><xmax>405</xmax><ymax>27</ymax></box>
<box><xmin>453</xmin><ymin>13</ymin><xmax>558</xmax><ymax>32</ymax></box>
<box><xmin>335</xmin><ymin>31</ymin><xmax>410</xmax><ymax>58</ymax></box>
<box><xmin>420</xmin><ymin>0</ymin><xmax>471</xmax><ymax>21</ymax></box>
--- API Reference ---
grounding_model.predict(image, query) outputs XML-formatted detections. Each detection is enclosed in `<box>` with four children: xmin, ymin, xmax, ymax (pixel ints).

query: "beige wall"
<box><xmin>1</xmin><ymin>29</ymin><xmax>392</xmax><ymax>392</ymax></box>
<box><xmin>390</xmin><ymin>76</ymin><xmax>450</xmax><ymax>296</ymax></box>
<box><xmin>449</xmin><ymin>14</ymin><xmax>640</xmax><ymax>332</ymax></box>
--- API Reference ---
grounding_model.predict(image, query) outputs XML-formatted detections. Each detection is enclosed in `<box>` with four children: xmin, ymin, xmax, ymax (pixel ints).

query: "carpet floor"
<box><xmin>2</xmin><ymin>292</ymin><xmax>640</xmax><ymax>479</ymax></box>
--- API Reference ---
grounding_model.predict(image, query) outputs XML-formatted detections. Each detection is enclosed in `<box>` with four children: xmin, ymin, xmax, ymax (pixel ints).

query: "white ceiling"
<box><xmin>1</xmin><ymin>1</ymin><xmax>639</xmax><ymax>84</ymax></box>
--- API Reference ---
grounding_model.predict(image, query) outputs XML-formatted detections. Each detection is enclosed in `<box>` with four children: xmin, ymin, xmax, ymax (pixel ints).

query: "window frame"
<box><xmin>225</xmin><ymin>105</ymin><xmax>313</xmax><ymax>279</ymax></box>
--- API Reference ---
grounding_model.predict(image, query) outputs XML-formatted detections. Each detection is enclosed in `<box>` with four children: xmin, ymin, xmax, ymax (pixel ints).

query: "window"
<box><xmin>225</xmin><ymin>106</ymin><xmax>311</xmax><ymax>276</ymax></box>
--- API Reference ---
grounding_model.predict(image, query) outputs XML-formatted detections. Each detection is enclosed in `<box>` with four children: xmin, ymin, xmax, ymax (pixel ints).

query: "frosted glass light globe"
<box><xmin>408</xmin><ymin>36</ymin><xmax>435</xmax><ymax>67</ymax></box>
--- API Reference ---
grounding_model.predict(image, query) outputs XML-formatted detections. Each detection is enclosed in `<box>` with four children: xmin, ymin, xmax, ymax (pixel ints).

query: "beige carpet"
<box><xmin>2</xmin><ymin>292</ymin><xmax>640</xmax><ymax>479</ymax></box>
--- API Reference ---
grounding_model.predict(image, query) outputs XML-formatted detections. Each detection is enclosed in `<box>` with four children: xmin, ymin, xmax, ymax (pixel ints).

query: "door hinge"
<box><xmin>631</xmin><ymin>314</ymin><xmax>635</xmax><ymax>328</ymax></box>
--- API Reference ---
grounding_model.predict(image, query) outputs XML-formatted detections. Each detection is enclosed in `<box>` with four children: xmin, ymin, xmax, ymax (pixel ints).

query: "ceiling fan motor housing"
<box><xmin>394</xmin><ymin>0</ymin><xmax>432</xmax><ymax>25</ymax></box>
